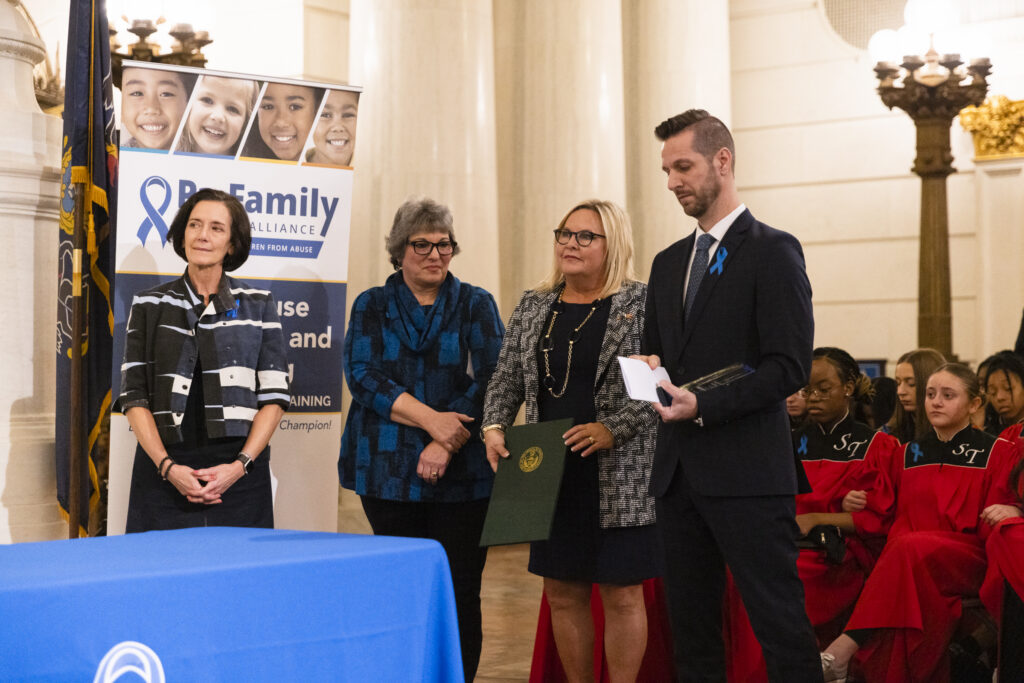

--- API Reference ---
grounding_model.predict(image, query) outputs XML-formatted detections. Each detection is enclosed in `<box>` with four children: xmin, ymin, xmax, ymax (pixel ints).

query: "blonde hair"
<box><xmin>177</xmin><ymin>76</ymin><xmax>259</xmax><ymax>155</ymax></box>
<box><xmin>537</xmin><ymin>199</ymin><xmax>636</xmax><ymax>300</ymax></box>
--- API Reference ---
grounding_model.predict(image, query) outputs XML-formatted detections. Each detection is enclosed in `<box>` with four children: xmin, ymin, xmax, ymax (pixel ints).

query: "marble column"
<box><xmin>347</xmin><ymin>0</ymin><xmax>501</xmax><ymax>298</ymax></box>
<box><xmin>342</xmin><ymin>0</ymin><xmax>501</xmax><ymax>532</ymax></box>
<box><xmin>493</xmin><ymin>0</ymin><xmax>627</xmax><ymax>314</ymax></box>
<box><xmin>622</xmin><ymin>0</ymin><xmax>732</xmax><ymax>277</ymax></box>
<box><xmin>0</xmin><ymin>0</ymin><xmax>64</xmax><ymax>542</ymax></box>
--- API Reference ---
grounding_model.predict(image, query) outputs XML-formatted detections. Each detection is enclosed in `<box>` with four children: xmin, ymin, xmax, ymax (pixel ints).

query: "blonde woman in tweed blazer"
<box><xmin>482</xmin><ymin>199</ymin><xmax>660</xmax><ymax>682</ymax></box>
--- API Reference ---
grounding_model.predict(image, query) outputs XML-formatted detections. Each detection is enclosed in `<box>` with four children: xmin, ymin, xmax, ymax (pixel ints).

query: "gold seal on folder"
<box><xmin>519</xmin><ymin>447</ymin><xmax>543</xmax><ymax>472</ymax></box>
<box><xmin>479</xmin><ymin>417</ymin><xmax>572</xmax><ymax>546</ymax></box>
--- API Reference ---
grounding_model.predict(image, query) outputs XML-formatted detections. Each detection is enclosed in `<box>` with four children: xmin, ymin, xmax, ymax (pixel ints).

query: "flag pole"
<box><xmin>68</xmin><ymin>182</ymin><xmax>87</xmax><ymax>539</ymax></box>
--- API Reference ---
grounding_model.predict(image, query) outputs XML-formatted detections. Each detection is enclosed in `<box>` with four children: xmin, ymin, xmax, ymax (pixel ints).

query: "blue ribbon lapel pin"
<box><xmin>710</xmin><ymin>246</ymin><xmax>728</xmax><ymax>275</ymax></box>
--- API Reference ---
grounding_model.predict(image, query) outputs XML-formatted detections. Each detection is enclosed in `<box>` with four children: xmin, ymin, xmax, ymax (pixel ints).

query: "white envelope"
<box><xmin>617</xmin><ymin>356</ymin><xmax>672</xmax><ymax>402</ymax></box>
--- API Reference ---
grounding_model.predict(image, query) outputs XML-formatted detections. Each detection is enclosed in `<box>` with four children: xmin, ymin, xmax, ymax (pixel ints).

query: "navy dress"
<box><xmin>529</xmin><ymin>300</ymin><xmax>663</xmax><ymax>584</ymax></box>
<box><xmin>126</xmin><ymin>357</ymin><xmax>272</xmax><ymax>532</ymax></box>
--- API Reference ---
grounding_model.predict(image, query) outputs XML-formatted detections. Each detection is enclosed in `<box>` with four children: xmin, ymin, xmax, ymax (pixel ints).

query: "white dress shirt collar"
<box><xmin>700</xmin><ymin>203</ymin><xmax>747</xmax><ymax>246</ymax></box>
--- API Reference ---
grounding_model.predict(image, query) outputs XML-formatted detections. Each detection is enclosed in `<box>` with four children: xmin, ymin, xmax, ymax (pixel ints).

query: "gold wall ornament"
<box><xmin>960</xmin><ymin>95</ymin><xmax>1024</xmax><ymax>160</ymax></box>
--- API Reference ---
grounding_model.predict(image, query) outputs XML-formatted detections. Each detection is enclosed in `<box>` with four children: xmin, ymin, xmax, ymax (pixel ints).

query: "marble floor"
<box><xmin>477</xmin><ymin>544</ymin><xmax>543</xmax><ymax>682</ymax></box>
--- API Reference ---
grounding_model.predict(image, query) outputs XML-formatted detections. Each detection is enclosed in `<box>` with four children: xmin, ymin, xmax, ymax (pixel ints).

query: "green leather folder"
<box><xmin>479</xmin><ymin>418</ymin><xmax>573</xmax><ymax>547</ymax></box>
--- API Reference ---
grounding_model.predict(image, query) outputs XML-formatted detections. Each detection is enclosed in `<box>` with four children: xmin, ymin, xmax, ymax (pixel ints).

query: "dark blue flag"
<box><xmin>57</xmin><ymin>0</ymin><xmax>118</xmax><ymax>534</ymax></box>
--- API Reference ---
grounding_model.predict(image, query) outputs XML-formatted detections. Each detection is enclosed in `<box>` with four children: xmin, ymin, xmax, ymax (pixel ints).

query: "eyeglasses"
<box><xmin>799</xmin><ymin>385</ymin><xmax>837</xmax><ymax>399</ymax></box>
<box><xmin>553</xmin><ymin>228</ymin><xmax>607</xmax><ymax>247</ymax></box>
<box><xmin>408</xmin><ymin>239</ymin><xmax>457</xmax><ymax>256</ymax></box>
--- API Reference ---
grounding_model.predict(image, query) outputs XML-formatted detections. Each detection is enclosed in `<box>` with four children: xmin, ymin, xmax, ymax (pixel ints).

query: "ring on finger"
<box><xmin>588</xmin><ymin>436</ymin><xmax>595</xmax><ymax>445</ymax></box>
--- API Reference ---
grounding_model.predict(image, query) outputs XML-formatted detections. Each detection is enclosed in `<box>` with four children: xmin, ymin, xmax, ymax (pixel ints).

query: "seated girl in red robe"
<box><xmin>819</xmin><ymin>362</ymin><xmax>1023</xmax><ymax>683</ymax></box>
<box><xmin>980</xmin><ymin>455</ymin><xmax>1024</xmax><ymax>682</ymax></box>
<box><xmin>723</xmin><ymin>347</ymin><xmax>899</xmax><ymax>682</ymax></box>
<box><xmin>985</xmin><ymin>351</ymin><xmax>1024</xmax><ymax>441</ymax></box>
<box><xmin>883</xmin><ymin>348</ymin><xmax>946</xmax><ymax>444</ymax></box>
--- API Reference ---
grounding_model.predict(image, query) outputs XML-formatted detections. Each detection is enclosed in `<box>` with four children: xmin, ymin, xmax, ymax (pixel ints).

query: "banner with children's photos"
<box><xmin>108</xmin><ymin>61</ymin><xmax>360</xmax><ymax>534</ymax></box>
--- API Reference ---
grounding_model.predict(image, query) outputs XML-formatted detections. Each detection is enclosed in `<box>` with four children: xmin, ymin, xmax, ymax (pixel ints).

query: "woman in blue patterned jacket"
<box><xmin>117</xmin><ymin>188</ymin><xmax>290</xmax><ymax>532</ymax></box>
<box><xmin>339</xmin><ymin>196</ymin><xmax>504</xmax><ymax>682</ymax></box>
<box><xmin>483</xmin><ymin>199</ymin><xmax>660</xmax><ymax>682</ymax></box>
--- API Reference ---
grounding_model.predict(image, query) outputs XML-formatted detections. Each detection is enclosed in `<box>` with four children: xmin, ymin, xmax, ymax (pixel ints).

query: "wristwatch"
<box><xmin>235</xmin><ymin>452</ymin><xmax>254</xmax><ymax>475</ymax></box>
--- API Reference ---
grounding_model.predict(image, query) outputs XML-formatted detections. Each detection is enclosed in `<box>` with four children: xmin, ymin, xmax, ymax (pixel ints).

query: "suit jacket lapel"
<box><xmin>680</xmin><ymin>210</ymin><xmax>753</xmax><ymax>351</ymax></box>
<box><xmin>662</xmin><ymin>234</ymin><xmax>693</xmax><ymax>363</ymax></box>
<box><xmin>595</xmin><ymin>282</ymin><xmax>639</xmax><ymax>386</ymax></box>
<box><xmin>521</xmin><ymin>289</ymin><xmax>559</xmax><ymax>404</ymax></box>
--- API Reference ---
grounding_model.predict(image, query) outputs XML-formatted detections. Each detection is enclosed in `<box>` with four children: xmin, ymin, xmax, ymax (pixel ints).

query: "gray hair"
<box><xmin>385</xmin><ymin>196</ymin><xmax>460</xmax><ymax>269</ymax></box>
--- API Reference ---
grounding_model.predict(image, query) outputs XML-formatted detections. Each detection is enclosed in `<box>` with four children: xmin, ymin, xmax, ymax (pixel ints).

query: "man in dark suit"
<box><xmin>638</xmin><ymin>110</ymin><xmax>823</xmax><ymax>682</ymax></box>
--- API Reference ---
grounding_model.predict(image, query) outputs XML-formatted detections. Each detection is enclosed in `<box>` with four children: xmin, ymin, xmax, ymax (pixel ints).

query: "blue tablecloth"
<box><xmin>0</xmin><ymin>527</ymin><xmax>463</xmax><ymax>682</ymax></box>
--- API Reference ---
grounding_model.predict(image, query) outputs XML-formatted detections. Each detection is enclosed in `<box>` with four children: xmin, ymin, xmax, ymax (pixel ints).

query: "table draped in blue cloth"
<box><xmin>0</xmin><ymin>527</ymin><xmax>463</xmax><ymax>682</ymax></box>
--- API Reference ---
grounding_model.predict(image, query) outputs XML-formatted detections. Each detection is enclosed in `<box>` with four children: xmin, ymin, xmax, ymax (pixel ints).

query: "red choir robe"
<box><xmin>845</xmin><ymin>425</ymin><xmax>1022</xmax><ymax>683</ymax></box>
<box><xmin>528</xmin><ymin>580</ymin><xmax>676</xmax><ymax>682</ymax></box>
<box><xmin>981</xmin><ymin>517</ymin><xmax>1024</xmax><ymax>632</ymax></box>
<box><xmin>997</xmin><ymin>422</ymin><xmax>1023</xmax><ymax>442</ymax></box>
<box><xmin>723</xmin><ymin>415</ymin><xmax>898</xmax><ymax>682</ymax></box>
<box><xmin>980</xmin><ymin>452</ymin><xmax>1024</xmax><ymax>679</ymax></box>
<box><xmin>982</xmin><ymin>420</ymin><xmax>1023</xmax><ymax>626</ymax></box>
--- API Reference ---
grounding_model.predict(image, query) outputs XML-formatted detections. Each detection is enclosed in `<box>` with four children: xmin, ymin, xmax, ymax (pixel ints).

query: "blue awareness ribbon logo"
<box><xmin>797</xmin><ymin>434</ymin><xmax>808</xmax><ymax>455</ymax></box>
<box><xmin>910</xmin><ymin>442</ymin><xmax>923</xmax><ymax>462</ymax></box>
<box><xmin>710</xmin><ymin>246</ymin><xmax>727</xmax><ymax>275</ymax></box>
<box><xmin>225</xmin><ymin>299</ymin><xmax>239</xmax><ymax>319</ymax></box>
<box><xmin>136</xmin><ymin>176</ymin><xmax>172</xmax><ymax>246</ymax></box>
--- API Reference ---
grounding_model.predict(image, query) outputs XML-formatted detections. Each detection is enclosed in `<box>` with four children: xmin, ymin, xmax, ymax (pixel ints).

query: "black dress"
<box><xmin>126</xmin><ymin>357</ymin><xmax>273</xmax><ymax>532</ymax></box>
<box><xmin>529</xmin><ymin>299</ymin><xmax>663</xmax><ymax>584</ymax></box>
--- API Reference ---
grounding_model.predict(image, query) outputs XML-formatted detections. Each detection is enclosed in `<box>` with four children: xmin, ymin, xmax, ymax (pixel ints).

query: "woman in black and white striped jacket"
<box><xmin>116</xmin><ymin>188</ymin><xmax>290</xmax><ymax>532</ymax></box>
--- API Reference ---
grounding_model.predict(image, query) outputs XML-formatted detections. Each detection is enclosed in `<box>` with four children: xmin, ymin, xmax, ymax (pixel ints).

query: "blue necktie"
<box><xmin>685</xmin><ymin>232</ymin><xmax>715</xmax><ymax>316</ymax></box>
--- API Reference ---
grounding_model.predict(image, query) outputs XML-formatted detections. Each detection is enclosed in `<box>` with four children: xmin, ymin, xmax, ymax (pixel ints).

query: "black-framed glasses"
<box><xmin>408</xmin><ymin>238</ymin><xmax>457</xmax><ymax>256</ymax></box>
<box><xmin>553</xmin><ymin>228</ymin><xmax>606</xmax><ymax>247</ymax></box>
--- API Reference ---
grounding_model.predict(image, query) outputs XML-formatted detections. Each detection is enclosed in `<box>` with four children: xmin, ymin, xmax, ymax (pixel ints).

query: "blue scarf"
<box><xmin>385</xmin><ymin>270</ymin><xmax>462</xmax><ymax>353</ymax></box>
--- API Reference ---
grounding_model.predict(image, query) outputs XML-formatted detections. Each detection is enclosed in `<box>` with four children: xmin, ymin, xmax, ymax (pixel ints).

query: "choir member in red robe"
<box><xmin>883</xmin><ymin>348</ymin><xmax>945</xmax><ymax>444</ymax></box>
<box><xmin>980</xmin><ymin>456</ymin><xmax>1024</xmax><ymax>682</ymax></box>
<box><xmin>820</xmin><ymin>363</ymin><xmax>1023</xmax><ymax>683</ymax></box>
<box><xmin>985</xmin><ymin>351</ymin><xmax>1024</xmax><ymax>441</ymax></box>
<box><xmin>724</xmin><ymin>347</ymin><xmax>898</xmax><ymax>683</ymax></box>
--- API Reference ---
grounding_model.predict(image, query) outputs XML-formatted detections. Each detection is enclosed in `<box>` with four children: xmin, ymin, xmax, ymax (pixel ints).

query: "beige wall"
<box><xmin>730</xmin><ymin>0</ymin><xmax>1024</xmax><ymax>368</ymax></box>
<box><xmin>303</xmin><ymin>0</ymin><xmax>350</xmax><ymax>84</ymax></box>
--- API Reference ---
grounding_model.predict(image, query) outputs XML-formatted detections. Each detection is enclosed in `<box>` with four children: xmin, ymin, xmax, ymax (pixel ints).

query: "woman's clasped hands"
<box><xmin>418</xmin><ymin>411</ymin><xmax>473</xmax><ymax>484</ymax></box>
<box><xmin>165</xmin><ymin>462</ymin><xmax>244</xmax><ymax>505</ymax></box>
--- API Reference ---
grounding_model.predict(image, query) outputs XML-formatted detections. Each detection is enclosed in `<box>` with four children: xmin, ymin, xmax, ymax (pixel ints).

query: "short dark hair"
<box><xmin>982</xmin><ymin>350</ymin><xmax>1024</xmax><ymax>394</ymax></box>
<box><xmin>871</xmin><ymin>376</ymin><xmax>898</xmax><ymax>427</ymax></box>
<box><xmin>167</xmin><ymin>188</ymin><xmax>252</xmax><ymax>271</ymax></box>
<box><xmin>655</xmin><ymin>109</ymin><xmax>736</xmax><ymax>169</ymax></box>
